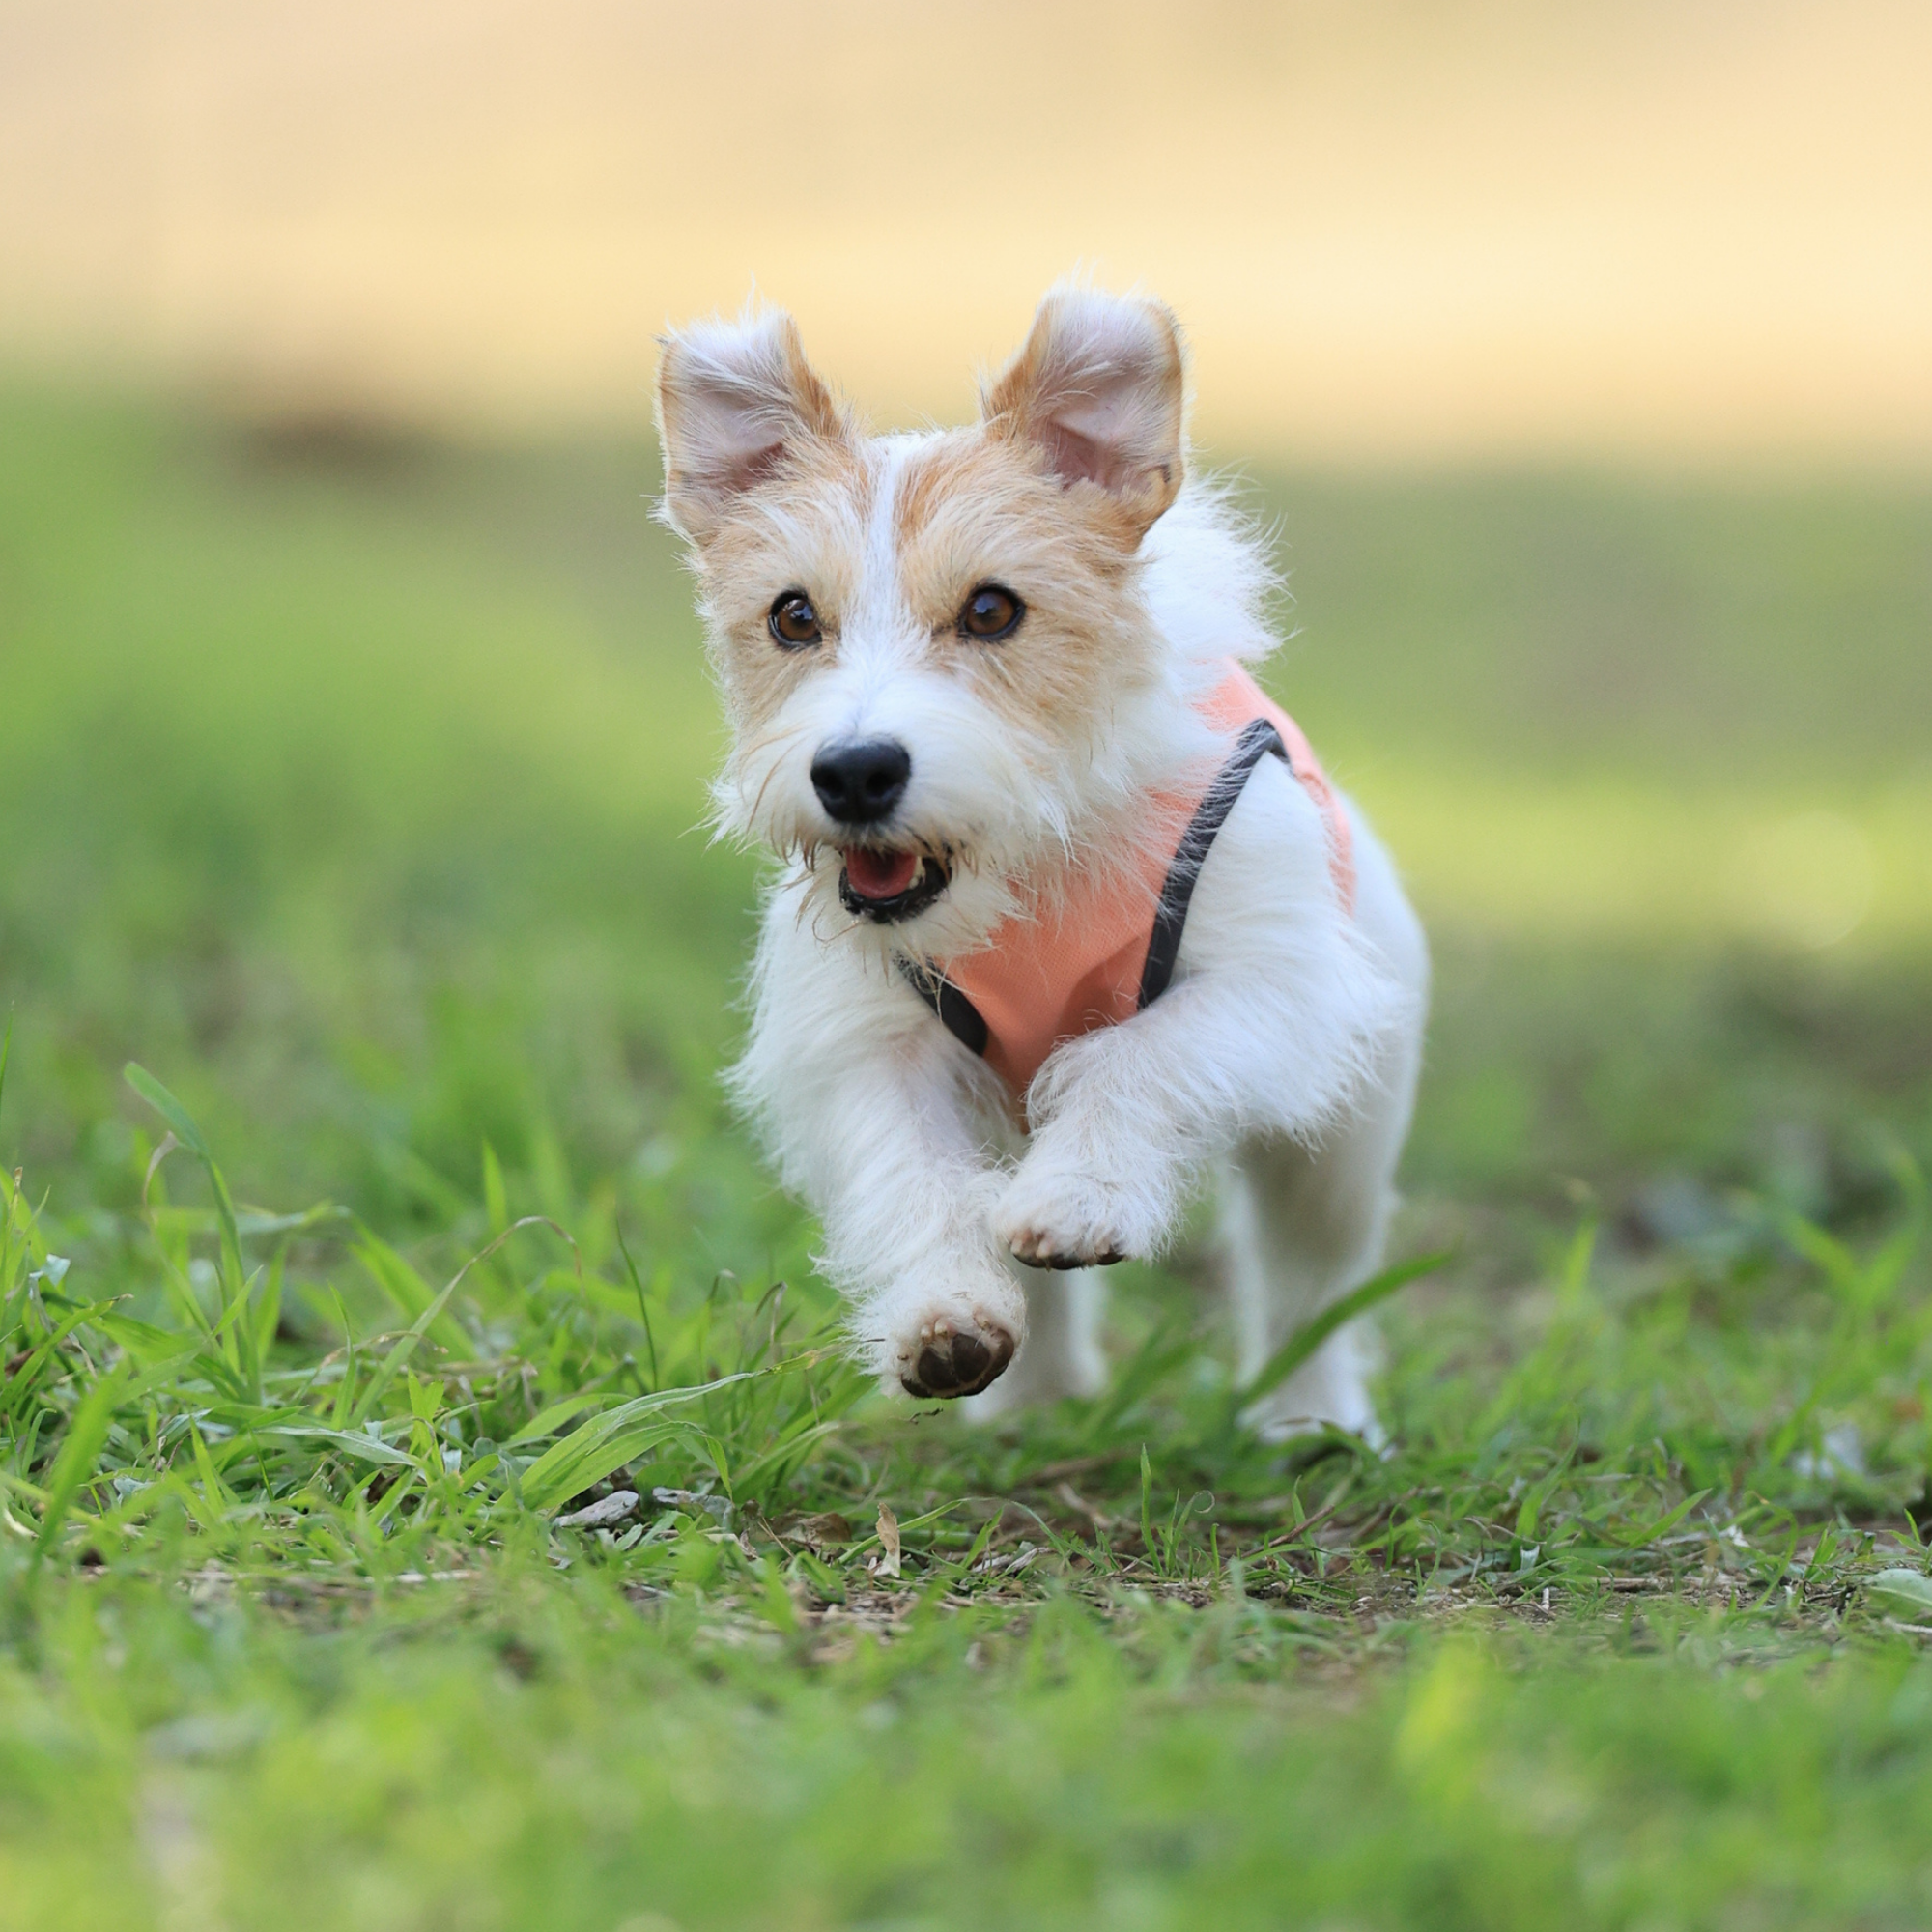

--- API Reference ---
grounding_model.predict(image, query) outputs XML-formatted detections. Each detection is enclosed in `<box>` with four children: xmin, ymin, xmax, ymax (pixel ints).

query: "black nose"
<box><xmin>810</xmin><ymin>738</ymin><xmax>911</xmax><ymax>824</ymax></box>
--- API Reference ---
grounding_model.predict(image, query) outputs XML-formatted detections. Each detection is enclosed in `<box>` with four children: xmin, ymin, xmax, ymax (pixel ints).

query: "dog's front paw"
<box><xmin>897</xmin><ymin>1309</ymin><xmax>1018</xmax><ymax>1400</ymax></box>
<box><xmin>994</xmin><ymin>1168</ymin><xmax>1133</xmax><ymax>1271</ymax></box>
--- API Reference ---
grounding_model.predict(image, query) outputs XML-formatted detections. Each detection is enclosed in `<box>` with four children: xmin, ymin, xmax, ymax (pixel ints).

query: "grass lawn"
<box><xmin>3</xmin><ymin>386</ymin><xmax>1932</xmax><ymax>1930</ymax></box>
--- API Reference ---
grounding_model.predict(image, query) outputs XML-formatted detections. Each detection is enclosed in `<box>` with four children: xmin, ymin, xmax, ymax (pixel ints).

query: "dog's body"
<box><xmin>657</xmin><ymin>287</ymin><xmax>1428</xmax><ymax>1435</ymax></box>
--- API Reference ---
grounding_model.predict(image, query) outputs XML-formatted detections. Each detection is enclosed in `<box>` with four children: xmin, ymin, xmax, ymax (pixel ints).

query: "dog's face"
<box><xmin>657</xmin><ymin>289</ymin><xmax>1187</xmax><ymax>952</ymax></box>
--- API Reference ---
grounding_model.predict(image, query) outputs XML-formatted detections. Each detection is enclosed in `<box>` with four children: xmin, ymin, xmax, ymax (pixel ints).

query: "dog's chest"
<box><xmin>903</xmin><ymin>661</ymin><xmax>1354</xmax><ymax>1103</ymax></box>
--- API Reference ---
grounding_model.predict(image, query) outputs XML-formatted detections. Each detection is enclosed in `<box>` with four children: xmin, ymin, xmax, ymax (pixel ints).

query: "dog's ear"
<box><xmin>656</xmin><ymin>310</ymin><xmax>846</xmax><ymax>545</ymax></box>
<box><xmin>981</xmin><ymin>287</ymin><xmax>1185</xmax><ymax>541</ymax></box>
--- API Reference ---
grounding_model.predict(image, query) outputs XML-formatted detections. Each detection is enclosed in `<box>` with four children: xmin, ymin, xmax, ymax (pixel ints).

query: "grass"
<box><xmin>3</xmin><ymin>384</ymin><xmax>1932</xmax><ymax>1929</ymax></box>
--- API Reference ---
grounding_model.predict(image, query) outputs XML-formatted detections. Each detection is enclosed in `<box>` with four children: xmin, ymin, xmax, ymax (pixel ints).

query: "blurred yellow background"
<box><xmin>5</xmin><ymin>0</ymin><xmax>1929</xmax><ymax>461</ymax></box>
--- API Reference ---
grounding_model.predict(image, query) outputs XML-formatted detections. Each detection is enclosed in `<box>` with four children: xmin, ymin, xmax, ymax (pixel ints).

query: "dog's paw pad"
<box><xmin>998</xmin><ymin>1202</ymin><xmax>1128</xmax><ymax>1271</ymax></box>
<box><xmin>994</xmin><ymin>1170</ymin><xmax>1137</xmax><ymax>1272</ymax></box>
<box><xmin>1008</xmin><ymin>1233</ymin><xmax>1125</xmax><ymax>1271</ymax></box>
<box><xmin>899</xmin><ymin>1317</ymin><xmax>1015</xmax><ymax>1400</ymax></box>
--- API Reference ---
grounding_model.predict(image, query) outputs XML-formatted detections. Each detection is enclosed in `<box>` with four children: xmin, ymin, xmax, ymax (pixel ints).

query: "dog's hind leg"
<box><xmin>959</xmin><ymin>1261</ymin><xmax>1107</xmax><ymax>1421</ymax></box>
<box><xmin>1222</xmin><ymin>1031</ymin><xmax>1420</xmax><ymax>1443</ymax></box>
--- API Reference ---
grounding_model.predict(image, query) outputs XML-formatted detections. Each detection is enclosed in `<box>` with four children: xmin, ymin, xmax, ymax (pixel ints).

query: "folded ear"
<box><xmin>656</xmin><ymin>309</ymin><xmax>846</xmax><ymax>544</ymax></box>
<box><xmin>981</xmin><ymin>287</ymin><xmax>1185</xmax><ymax>540</ymax></box>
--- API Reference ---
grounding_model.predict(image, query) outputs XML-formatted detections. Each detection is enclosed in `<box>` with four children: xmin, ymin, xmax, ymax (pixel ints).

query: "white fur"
<box><xmin>668</xmin><ymin>289</ymin><xmax>1430</xmax><ymax>1433</ymax></box>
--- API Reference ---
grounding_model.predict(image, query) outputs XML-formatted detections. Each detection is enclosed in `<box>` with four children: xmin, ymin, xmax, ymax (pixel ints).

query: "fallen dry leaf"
<box><xmin>774</xmin><ymin>1510</ymin><xmax>853</xmax><ymax>1549</ymax></box>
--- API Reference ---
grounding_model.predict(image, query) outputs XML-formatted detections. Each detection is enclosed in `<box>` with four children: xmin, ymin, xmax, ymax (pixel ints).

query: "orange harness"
<box><xmin>902</xmin><ymin>662</ymin><xmax>1354</xmax><ymax>1098</ymax></box>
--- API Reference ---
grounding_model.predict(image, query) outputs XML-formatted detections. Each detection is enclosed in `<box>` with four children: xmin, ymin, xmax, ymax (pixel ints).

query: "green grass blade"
<box><xmin>124</xmin><ymin>1063</ymin><xmax>214</xmax><ymax>1163</ymax></box>
<box><xmin>256</xmin><ymin>1425</ymin><xmax>419</xmax><ymax>1469</ymax></box>
<box><xmin>614</xmin><ymin>1223</ymin><xmax>659</xmax><ymax>1389</ymax></box>
<box><xmin>33</xmin><ymin>1364</ymin><xmax>128</xmax><ymax>1559</ymax></box>
<box><xmin>126</xmin><ymin>1062</ymin><xmax>257</xmax><ymax>1388</ymax></box>
<box><xmin>349</xmin><ymin>1215</ymin><xmax>578</xmax><ymax>1425</ymax></box>
<box><xmin>504</xmin><ymin>1391</ymin><xmax>609</xmax><ymax>1447</ymax></box>
<box><xmin>188</xmin><ymin>1415</ymin><xmax>235</xmax><ymax>1514</ymax></box>
<box><xmin>252</xmin><ymin>1247</ymin><xmax>285</xmax><ymax>1367</ymax></box>
<box><xmin>1619</xmin><ymin>1489</ymin><xmax>1714</xmax><ymax>1549</ymax></box>
<box><xmin>4</xmin><ymin>1300</ymin><xmax>121</xmax><ymax>1414</ymax></box>
<box><xmin>354</xmin><ymin>1236</ymin><xmax>473</xmax><ymax>1361</ymax></box>
<box><xmin>348</xmin><ymin>1276</ymin><xmax>462</xmax><ymax>1426</ymax></box>
<box><xmin>1242</xmin><ymin>1250</ymin><xmax>1453</xmax><ymax>1406</ymax></box>
<box><xmin>518</xmin><ymin>1370</ymin><xmax>765</xmax><ymax>1512</ymax></box>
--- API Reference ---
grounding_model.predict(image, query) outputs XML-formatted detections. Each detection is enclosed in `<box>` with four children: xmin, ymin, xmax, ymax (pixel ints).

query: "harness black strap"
<box><xmin>1136</xmin><ymin>717</ymin><xmax>1290</xmax><ymax>1008</ymax></box>
<box><xmin>898</xmin><ymin>716</ymin><xmax>1291</xmax><ymax>1059</ymax></box>
<box><xmin>898</xmin><ymin>955</ymin><xmax>990</xmax><ymax>1057</ymax></box>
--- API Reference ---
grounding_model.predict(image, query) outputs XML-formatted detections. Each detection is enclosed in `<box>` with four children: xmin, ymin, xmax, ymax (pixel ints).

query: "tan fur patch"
<box><xmin>655</xmin><ymin>311</ymin><xmax>854</xmax><ymax>546</ymax></box>
<box><xmin>980</xmin><ymin>289</ymin><xmax>1186</xmax><ymax>543</ymax></box>
<box><xmin>700</xmin><ymin>436</ymin><xmax>873</xmax><ymax>737</ymax></box>
<box><xmin>890</xmin><ymin>431</ymin><xmax>1161</xmax><ymax>756</ymax></box>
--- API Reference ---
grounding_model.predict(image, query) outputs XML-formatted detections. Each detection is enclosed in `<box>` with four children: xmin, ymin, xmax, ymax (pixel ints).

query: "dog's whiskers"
<box><xmin>744</xmin><ymin>753</ymin><xmax>793</xmax><ymax>835</ymax></box>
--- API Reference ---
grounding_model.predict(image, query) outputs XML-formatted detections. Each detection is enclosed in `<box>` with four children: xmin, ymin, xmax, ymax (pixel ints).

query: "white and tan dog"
<box><xmin>656</xmin><ymin>285</ymin><xmax>1427</xmax><ymax>1436</ymax></box>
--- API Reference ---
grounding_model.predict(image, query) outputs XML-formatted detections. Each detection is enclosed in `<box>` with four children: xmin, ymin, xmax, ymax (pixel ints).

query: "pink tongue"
<box><xmin>844</xmin><ymin>849</ymin><xmax>920</xmax><ymax>900</ymax></box>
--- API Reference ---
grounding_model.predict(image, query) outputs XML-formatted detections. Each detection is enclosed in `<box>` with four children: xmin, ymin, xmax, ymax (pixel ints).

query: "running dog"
<box><xmin>655</xmin><ymin>284</ymin><xmax>1428</xmax><ymax>1436</ymax></box>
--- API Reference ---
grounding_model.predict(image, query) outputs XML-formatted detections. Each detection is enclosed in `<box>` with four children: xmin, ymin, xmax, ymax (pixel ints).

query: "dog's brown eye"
<box><xmin>769</xmin><ymin>591</ymin><xmax>822</xmax><ymax>647</ymax></box>
<box><xmin>959</xmin><ymin>584</ymin><xmax>1023</xmax><ymax>641</ymax></box>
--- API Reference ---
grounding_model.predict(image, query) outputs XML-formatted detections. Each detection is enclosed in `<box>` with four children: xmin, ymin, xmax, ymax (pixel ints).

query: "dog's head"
<box><xmin>656</xmin><ymin>287</ymin><xmax>1190</xmax><ymax>952</ymax></box>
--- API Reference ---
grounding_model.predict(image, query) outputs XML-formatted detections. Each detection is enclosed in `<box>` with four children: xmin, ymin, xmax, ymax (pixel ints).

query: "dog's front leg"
<box><xmin>992</xmin><ymin>994</ymin><xmax>1214</xmax><ymax>1271</ymax></box>
<box><xmin>994</xmin><ymin>933</ymin><xmax>1402</xmax><ymax>1271</ymax></box>
<box><xmin>735</xmin><ymin>912</ymin><xmax>1025</xmax><ymax>1398</ymax></box>
<box><xmin>994</xmin><ymin>767</ymin><xmax>1409</xmax><ymax>1272</ymax></box>
<box><xmin>810</xmin><ymin>1043</ymin><xmax>1027</xmax><ymax>1400</ymax></box>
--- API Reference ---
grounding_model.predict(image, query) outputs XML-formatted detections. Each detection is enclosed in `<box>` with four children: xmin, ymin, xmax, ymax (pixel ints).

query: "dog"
<box><xmin>655</xmin><ymin>284</ymin><xmax>1428</xmax><ymax>1437</ymax></box>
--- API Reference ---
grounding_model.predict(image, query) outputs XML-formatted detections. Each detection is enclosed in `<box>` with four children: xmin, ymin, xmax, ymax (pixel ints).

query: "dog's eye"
<box><xmin>958</xmin><ymin>584</ymin><xmax>1023</xmax><ymax>641</ymax></box>
<box><xmin>768</xmin><ymin>591</ymin><xmax>822</xmax><ymax>648</ymax></box>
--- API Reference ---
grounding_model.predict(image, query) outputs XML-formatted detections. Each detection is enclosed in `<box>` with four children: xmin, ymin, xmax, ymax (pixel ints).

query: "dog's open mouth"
<box><xmin>838</xmin><ymin>848</ymin><xmax>951</xmax><ymax>923</ymax></box>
